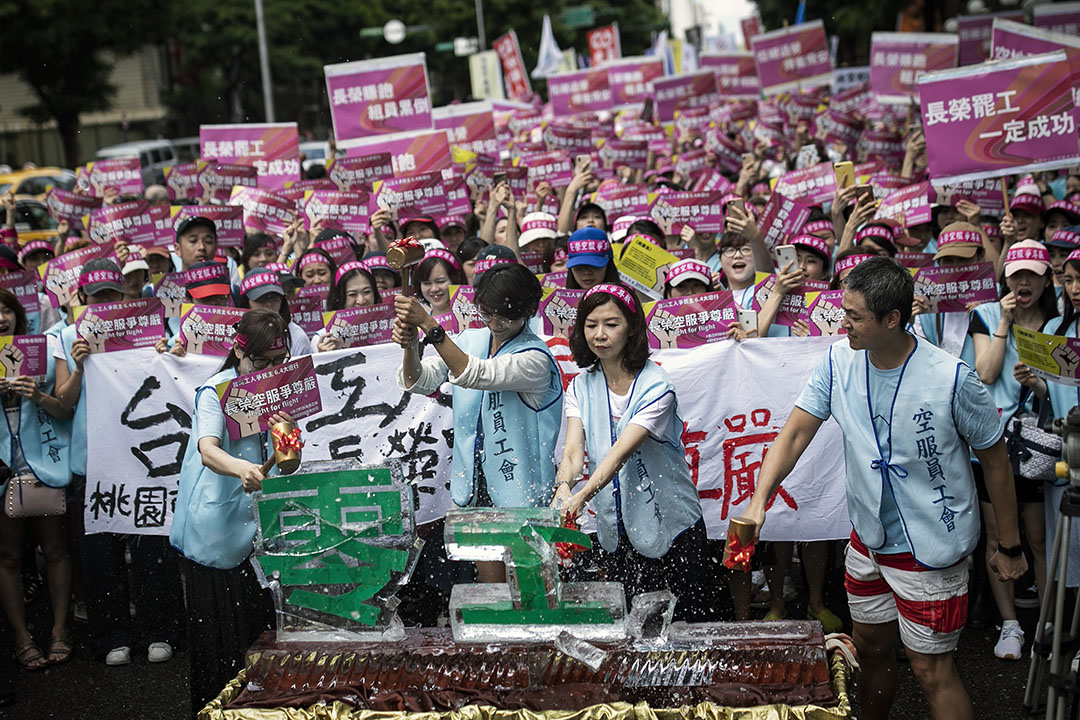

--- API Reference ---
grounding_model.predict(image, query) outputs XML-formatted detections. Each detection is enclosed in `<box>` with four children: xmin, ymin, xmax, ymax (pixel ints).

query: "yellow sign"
<box><xmin>1014</xmin><ymin>325</ymin><xmax>1080</xmax><ymax>387</ymax></box>
<box><xmin>614</xmin><ymin>234</ymin><xmax>678</xmax><ymax>300</ymax></box>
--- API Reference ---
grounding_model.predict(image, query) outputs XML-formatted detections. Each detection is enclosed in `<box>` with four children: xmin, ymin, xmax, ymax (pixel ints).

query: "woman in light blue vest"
<box><xmin>555</xmin><ymin>282</ymin><xmax>713</xmax><ymax>621</ymax></box>
<box><xmin>969</xmin><ymin>239</ymin><xmax>1058</xmax><ymax>660</ymax></box>
<box><xmin>171</xmin><ymin>309</ymin><xmax>291</xmax><ymax>713</ymax></box>
<box><xmin>0</xmin><ymin>288</ymin><xmax>74</xmax><ymax>669</ymax></box>
<box><xmin>395</xmin><ymin>262</ymin><xmax>563</xmax><ymax>583</ymax></box>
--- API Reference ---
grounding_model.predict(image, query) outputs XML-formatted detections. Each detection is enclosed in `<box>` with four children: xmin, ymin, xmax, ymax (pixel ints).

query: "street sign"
<box><xmin>455</xmin><ymin>37</ymin><xmax>479</xmax><ymax>56</ymax></box>
<box><xmin>563</xmin><ymin>6</ymin><xmax>595</xmax><ymax>28</ymax></box>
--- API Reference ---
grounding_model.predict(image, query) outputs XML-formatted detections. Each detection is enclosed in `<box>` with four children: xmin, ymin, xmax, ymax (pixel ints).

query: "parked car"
<box><xmin>0</xmin><ymin>196</ymin><xmax>58</xmax><ymax>246</ymax></box>
<box><xmin>0</xmin><ymin>167</ymin><xmax>77</xmax><ymax>200</ymax></box>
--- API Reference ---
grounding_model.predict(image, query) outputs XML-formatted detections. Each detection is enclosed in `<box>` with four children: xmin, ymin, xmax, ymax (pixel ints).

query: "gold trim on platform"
<box><xmin>200</xmin><ymin>652</ymin><xmax>852</xmax><ymax>720</ymax></box>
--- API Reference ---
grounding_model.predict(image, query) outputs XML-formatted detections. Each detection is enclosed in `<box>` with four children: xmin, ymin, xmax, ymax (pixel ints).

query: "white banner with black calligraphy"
<box><xmin>85</xmin><ymin>337</ymin><xmax>851</xmax><ymax>541</ymax></box>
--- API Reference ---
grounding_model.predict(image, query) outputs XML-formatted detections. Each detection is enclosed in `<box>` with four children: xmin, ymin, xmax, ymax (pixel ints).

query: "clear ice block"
<box><xmin>555</xmin><ymin>631</ymin><xmax>608</xmax><ymax>672</ymax></box>
<box><xmin>626</xmin><ymin>590</ymin><xmax>676</xmax><ymax>641</ymax></box>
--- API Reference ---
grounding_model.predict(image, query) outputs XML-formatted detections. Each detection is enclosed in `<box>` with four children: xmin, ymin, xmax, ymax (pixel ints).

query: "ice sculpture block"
<box><xmin>444</xmin><ymin>507</ymin><xmax>627</xmax><ymax>642</ymax></box>
<box><xmin>251</xmin><ymin>460</ymin><xmax>423</xmax><ymax>642</ymax></box>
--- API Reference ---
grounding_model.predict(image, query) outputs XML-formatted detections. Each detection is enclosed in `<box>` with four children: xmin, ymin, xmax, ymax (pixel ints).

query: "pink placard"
<box><xmin>752</xmin><ymin>276</ymin><xmax>829</xmax><ymax>327</ymax></box>
<box><xmin>0</xmin><ymin>271</ymin><xmax>41</xmax><ymax>318</ymax></box>
<box><xmin>757</xmin><ymin>192</ymin><xmax>812</xmax><ymax>249</ymax></box>
<box><xmin>741</xmin><ymin>16</ymin><xmax>762</xmax><ymax>50</ymax></box>
<box><xmin>876</xmin><ymin>182</ymin><xmax>933</xmax><ymax>226</ymax></box>
<box><xmin>605</xmin><ymin>57</ymin><xmax>664</xmax><ymax>109</ymax></box>
<box><xmin>44</xmin><ymin>188</ymin><xmax>101</xmax><ymax>225</ymax></box>
<box><xmin>991</xmin><ymin>19</ymin><xmax>1080</xmax><ymax>110</ymax></box>
<box><xmin>449</xmin><ymin>285</ymin><xmax>484</xmax><ymax>332</ymax></box>
<box><xmin>1035</xmin><ymin>3</ymin><xmax>1080</xmax><ymax>36</ymax></box>
<box><xmin>39</xmin><ymin>243</ymin><xmax>117</xmax><ymax>309</ymax></box>
<box><xmin>932</xmin><ymin>177</ymin><xmax>1008</xmax><ymax>218</ymax></box>
<box><xmin>171</xmin><ymin>205</ymin><xmax>245</xmax><ymax>248</ymax></box>
<box><xmin>217</xmin><ymin>356</ymin><xmax>322</xmax><ymax>441</ymax></box>
<box><xmin>177</xmin><ymin>304</ymin><xmax>247</xmax><ymax>356</ymax></box>
<box><xmin>339</xmin><ymin>129</ymin><xmax>452</xmax><ymax>177</ymax></box>
<box><xmin>535</xmin><ymin>288</ymin><xmax>583</xmax><ymax>336</ymax></box>
<box><xmin>650</xmin><ymin>191</ymin><xmax>727</xmax><ymax>234</ymax></box>
<box><xmin>773</xmin><ymin>162</ymin><xmax>837</xmax><ymax>205</ymax></box>
<box><xmin>432</xmin><ymin>101</ymin><xmax>498</xmax><ymax>156</ymax></box>
<box><xmin>645</xmin><ymin>291</ymin><xmax>740</xmax><ymax>349</ymax></box>
<box><xmin>918</xmin><ymin>51</ymin><xmax>1080</xmax><ymax>185</ymax></box>
<box><xmin>154</xmin><ymin>272</ymin><xmax>187</xmax><ymax>318</ymax></box>
<box><xmin>701</xmin><ymin>52</ymin><xmax>761</xmax><ymax>99</ymax></box>
<box><xmin>896</xmin><ymin>252</ymin><xmax>936</xmax><ymax>269</ymax></box>
<box><xmin>327</xmin><ymin>153</ymin><xmax>394</xmax><ymax>191</ymax></box>
<box><xmin>752</xmin><ymin>20</ymin><xmax>833</xmax><ymax>96</ymax></box>
<box><xmin>803</xmin><ymin>290</ymin><xmax>847</xmax><ymax>336</ymax></box>
<box><xmin>870</xmin><ymin>32</ymin><xmax>959</xmax><ymax>104</ymax></box>
<box><xmin>83</xmin><ymin>158</ymin><xmax>143</xmax><ymax>196</ymax></box>
<box><xmin>0</xmin><ymin>336</ymin><xmax>48</xmax><ymax>379</ymax></box>
<box><xmin>588</xmin><ymin>25</ymin><xmax>621</xmax><ymax>66</ymax></box>
<box><xmin>289</xmin><ymin>285</ymin><xmax>329</xmax><ymax>336</ymax></box>
<box><xmin>228</xmin><ymin>186</ymin><xmax>297</xmax><ymax>237</ymax></box>
<box><xmin>198</xmin><ymin>162</ymin><xmax>259</xmax><ymax>202</ymax></box>
<box><xmin>83</xmin><ymin>200</ymin><xmax>156</xmax><ymax>246</ymax></box>
<box><xmin>653</xmin><ymin>72</ymin><xmax>719</xmax><ymax>123</ymax></box>
<box><xmin>321</xmin><ymin>299</ymin><xmax>397</xmax><ymax>348</ymax></box>
<box><xmin>957</xmin><ymin>11</ymin><xmax>1025</xmax><ymax>66</ymax></box>
<box><xmin>591</xmin><ymin>181</ymin><xmax>651</xmax><ymax>219</ymax></box>
<box><xmin>597</xmin><ymin>138</ymin><xmax>649</xmax><ymax>172</ymax></box>
<box><xmin>516</xmin><ymin>150</ymin><xmax>573</xmax><ymax>189</ymax></box>
<box><xmin>164</xmin><ymin>163</ymin><xmax>202</xmax><ymax>201</ymax></box>
<box><xmin>74</xmin><ymin>298</ymin><xmax>166</xmax><ymax>352</ymax></box>
<box><xmin>324</xmin><ymin>53</ymin><xmax>432</xmax><ymax>141</ymax></box>
<box><xmin>301</xmin><ymin>191</ymin><xmax>370</xmax><ymax>236</ymax></box>
<box><xmin>548</xmin><ymin>68</ymin><xmax>613</xmax><ymax>116</ymax></box>
<box><xmin>199</xmin><ymin>123</ymin><xmax>301</xmax><ymax>190</ymax></box>
<box><xmin>372</xmin><ymin>172</ymin><xmax>468</xmax><ymax>218</ymax></box>
<box><xmin>913</xmin><ymin>262</ymin><xmax>998</xmax><ymax>313</ymax></box>
<box><xmin>542</xmin><ymin>123</ymin><xmax>593</xmax><ymax>154</ymax></box>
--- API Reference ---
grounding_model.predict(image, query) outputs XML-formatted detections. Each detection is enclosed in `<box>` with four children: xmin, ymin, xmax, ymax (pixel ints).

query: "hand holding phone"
<box><xmin>737</xmin><ymin>308</ymin><xmax>758</xmax><ymax>333</ymax></box>
<box><xmin>775</xmin><ymin>244</ymin><xmax>798</xmax><ymax>272</ymax></box>
<box><xmin>833</xmin><ymin>162</ymin><xmax>855</xmax><ymax>189</ymax></box>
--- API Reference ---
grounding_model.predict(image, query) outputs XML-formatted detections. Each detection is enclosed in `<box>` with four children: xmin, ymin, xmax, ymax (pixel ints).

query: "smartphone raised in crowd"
<box><xmin>854</xmin><ymin>184</ymin><xmax>874</xmax><ymax>205</ymax></box>
<box><xmin>737</xmin><ymin>308</ymin><xmax>758</xmax><ymax>333</ymax></box>
<box><xmin>575</xmin><ymin>154</ymin><xmax>591</xmax><ymax>172</ymax></box>
<box><xmin>492</xmin><ymin>171</ymin><xmax>507</xmax><ymax>188</ymax></box>
<box><xmin>833</xmin><ymin>161</ymin><xmax>855</xmax><ymax>189</ymax></box>
<box><xmin>775</xmin><ymin>244</ymin><xmax>798</xmax><ymax>272</ymax></box>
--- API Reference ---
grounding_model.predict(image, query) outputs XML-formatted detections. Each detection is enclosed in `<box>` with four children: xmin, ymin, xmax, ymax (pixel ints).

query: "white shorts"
<box><xmin>844</xmin><ymin>531</ymin><xmax>968</xmax><ymax>655</ymax></box>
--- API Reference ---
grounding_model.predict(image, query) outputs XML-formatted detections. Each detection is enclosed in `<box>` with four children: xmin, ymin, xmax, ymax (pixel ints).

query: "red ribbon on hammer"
<box><xmin>556</xmin><ymin>510</ymin><xmax>585</xmax><ymax>562</ymax></box>
<box><xmin>271</xmin><ymin>426</ymin><xmax>304</xmax><ymax>453</ymax></box>
<box><xmin>723</xmin><ymin>536</ymin><xmax>755</xmax><ymax>572</ymax></box>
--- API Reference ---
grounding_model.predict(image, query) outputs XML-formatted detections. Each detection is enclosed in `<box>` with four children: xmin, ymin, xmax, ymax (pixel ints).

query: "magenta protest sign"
<box><xmin>83</xmin><ymin>158</ymin><xmax>143</xmax><ymax>196</ymax></box>
<box><xmin>876</xmin><ymin>181</ymin><xmax>933</xmax><ymax>227</ymax></box>
<box><xmin>0</xmin><ymin>336</ymin><xmax>48</xmax><ymax>379</ymax></box>
<box><xmin>39</xmin><ymin>243</ymin><xmax>116</xmax><ymax>309</ymax></box>
<box><xmin>515</xmin><ymin>150</ymin><xmax>573</xmax><ymax>189</ymax></box>
<box><xmin>44</xmin><ymin>188</ymin><xmax>101</xmax><ymax>225</ymax></box>
<box><xmin>493</xmin><ymin>31</ymin><xmax>532</xmax><ymax>102</ymax></box>
<box><xmin>301</xmin><ymin>191</ymin><xmax>370</xmax><ymax>235</ymax></box>
<box><xmin>197</xmin><ymin>162</ymin><xmax>259</xmax><ymax>202</ymax></box>
<box><xmin>757</xmin><ymin>192</ymin><xmax>812</xmax><ymax>249</ymax></box>
<box><xmin>773</xmin><ymin>162</ymin><xmax>837</xmax><ymax>205</ymax></box>
<box><xmin>164</xmin><ymin>163</ymin><xmax>202</xmax><ymax>201</ymax></box>
<box><xmin>752</xmin><ymin>20</ymin><xmax>833</xmax><ymax>96</ymax></box>
<box><xmin>701</xmin><ymin>52</ymin><xmax>761</xmax><ymax>99</ymax></box>
<box><xmin>605</xmin><ymin>57</ymin><xmax>664</xmax><ymax>108</ymax></box>
<box><xmin>650</xmin><ymin>191</ymin><xmax>727</xmax><ymax>234</ymax></box>
<box><xmin>321</xmin><ymin>299</ymin><xmax>396</xmax><ymax>348</ymax></box>
<box><xmin>177</xmin><ymin>304</ymin><xmax>247</xmax><ymax>356</ymax></box>
<box><xmin>432</xmin><ymin>101</ymin><xmax>498</xmax><ymax>156</ymax></box>
<box><xmin>200</xmin><ymin>123</ymin><xmax>301</xmax><ymax>191</ymax></box>
<box><xmin>958</xmin><ymin>11</ymin><xmax>1025</xmax><ymax>66</ymax></box>
<box><xmin>289</xmin><ymin>285</ymin><xmax>328</xmax><ymax>336</ymax></box>
<box><xmin>171</xmin><ymin>205</ymin><xmax>245</xmax><ymax>248</ymax></box>
<box><xmin>548</xmin><ymin>68</ymin><xmax>613</xmax><ymax>116</ymax></box>
<box><xmin>653</xmin><ymin>72</ymin><xmax>719</xmax><ymax>123</ymax></box>
<box><xmin>372</xmin><ymin>171</ymin><xmax>468</xmax><ymax>218</ymax></box>
<box><xmin>870</xmin><ymin>32</ymin><xmax>958</xmax><ymax>104</ymax></box>
<box><xmin>83</xmin><ymin>200</ymin><xmax>156</xmax><ymax>246</ymax></box>
<box><xmin>991</xmin><ymin>19</ymin><xmax>1080</xmax><ymax>109</ymax></box>
<box><xmin>591</xmin><ymin>182</ymin><xmax>651</xmax><ymax>219</ymax></box>
<box><xmin>541</xmin><ymin>123</ymin><xmax>593</xmax><ymax>154</ymax></box>
<box><xmin>1035</xmin><ymin>3</ymin><xmax>1080</xmax><ymax>36</ymax></box>
<box><xmin>153</xmin><ymin>273</ymin><xmax>186</xmax><ymax>318</ymax></box>
<box><xmin>918</xmin><ymin>50</ymin><xmax>1080</xmax><ymax>184</ymax></box>
<box><xmin>644</xmin><ymin>291</ymin><xmax>740</xmax><ymax>349</ymax></box>
<box><xmin>217</xmin><ymin>356</ymin><xmax>322</xmax><ymax>441</ymax></box>
<box><xmin>597</xmin><ymin>138</ymin><xmax>649</xmax><ymax>172</ymax></box>
<box><xmin>228</xmin><ymin>186</ymin><xmax>296</xmax><ymax>237</ymax></box>
<box><xmin>326</xmin><ymin>154</ymin><xmax>393</xmax><ymax>190</ymax></box>
<box><xmin>913</xmin><ymin>262</ymin><xmax>998</xmax><ymax>313</ymax></box>
<box><xmin>325</xmin><ymin>53</ymin><xmax>432</xmax><ymax>141</ymax></box>
<box><xmin>752</xmin><ymin>275</ymin><xmax>830</xmax><ymax>327</ymax></box>
<box><xmin>537</xmin><ymin>288</ymin><xmax>584</xmax><ymax>337</ymax></box>
<box><xmin>803</xmin><ymin>290</ymin><xmax>846</xmax><ymax>336</ymax></box>
<box><xmin>932</xmin><ymin>177</ymin><xmax>1008</xmax><ymax>218</ymax></box>
<box><xmin>74</xmin><ymin>298</ymin><xmax>165</xmax><ymax>352</ymax></box>
<box><xmin>0</xmin><ymin>271</ymin><xmax>40</xmax><ymax>319</ymax></box>
<box><xmin>338</xmin><ymin>129</ymin><xmax>452</xmax><ymax>177</ymax></box>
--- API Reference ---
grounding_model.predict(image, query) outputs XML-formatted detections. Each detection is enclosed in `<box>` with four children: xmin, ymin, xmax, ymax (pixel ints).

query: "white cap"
<box><xmin>519</xmin><ymin>212</ymin><xmax>558</xmax><ymax>247</ymax></box>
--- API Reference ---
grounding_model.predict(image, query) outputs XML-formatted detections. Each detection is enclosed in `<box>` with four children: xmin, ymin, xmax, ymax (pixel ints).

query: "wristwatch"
<box><xmin>421</xmin><ymin>325</ymin><xmax>447</xmax><ymax>348</ymax></box>
<box><xmin>997</xmin><ymin>544</ymin><xmax>1024</xmax><ymax>558</ymax></box>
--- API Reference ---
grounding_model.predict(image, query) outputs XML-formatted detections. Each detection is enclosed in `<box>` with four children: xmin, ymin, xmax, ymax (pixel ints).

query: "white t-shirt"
<box><xmin>563</xmin><ymin>374</ymin><xmax>674</xmax><ymax>440</ymax></box>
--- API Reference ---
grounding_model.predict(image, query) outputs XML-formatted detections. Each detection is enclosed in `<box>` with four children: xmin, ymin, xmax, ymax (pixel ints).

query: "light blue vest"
<box><xmin>0</xmin><ymin>331</ymin><xmax>71</xmax><ymax>493</ymax></box>
<box><xmin>58</xmin><ymin>324</ymin><xmax>87</xmax><ymax>476</ymax></box>
<box><xmin>170</xmin><ymin>368</ymin><xmax>270</xmax><ymax>570</ymax></box>
<box><xmin>917</xmin><ymin>312</ymin><xmax>976</xmax><ymax>367</ymax></box>
<box><xmin>451</xmin><ymin>327</ymin><xmax>563</xmax><ymax>508</ymax></box>
<box><xmin>578</xmin><ymin>361</ymin><xmax>702</xmax><ymax>558</ymax></box>
<box><xmin>971</xmin><ymin>302</ymin><xmax>1034</xmax><ymax>422</ymax></box>
<box><xmin>825</xmin><ymin>337</ymin><xmax>982</xmax><ymax>568</ymax></box>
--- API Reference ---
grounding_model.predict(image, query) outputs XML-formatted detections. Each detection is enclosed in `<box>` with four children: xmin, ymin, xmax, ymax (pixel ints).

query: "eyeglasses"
<box><xmin>249</xmin><ymin>353</ymin><xmax>290</xmax><ymax>370</ymax></box>
<box><xmin>721</xmin><ymin>245</ymin><xmax>754</xmax><ymax>258</ymax></box>
<box><xmin>479</xmin><ymin>311</ymin><xmax>515</xmax><ymax>327</ymax></box>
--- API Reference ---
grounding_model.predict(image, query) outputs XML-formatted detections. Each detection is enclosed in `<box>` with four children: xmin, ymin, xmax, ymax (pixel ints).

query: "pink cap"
<box><xmin>834</xmin><ymin>253</ymin><xmax>875</xmax><ymax>276</ymax></box>
<box><xmin>790</xmin><ymin>233</ymin><xmax>830</xmax><ymax>260</ymax></box>
<box><xmin>802</xmin><ymin>219</ymin><xmax>834</xmax><ymax>236</ymax></box>
<box><xmin>982</xmin><ymin>224</ymin><xmax>1001</xmax><ymax>239</ymax></box>
<box><xmin>18</xmin><ymin>239</ymin><xmax>54</xmax><ymax>262</ymax></box>
<box><xmin>1067</xmin><ymin>248</ymin><xmax>1080</xmax><ymax>264</ymax></box>
<box><xmin>666</xmin><ymin>259</ymin><xmax>712</xmax><ymax>287</ymax></box>
<box><xmin>1003</xmin><ymin>239</ymin><xmax>1051</xmax><ymax>277</ymax></box>
<box><xmin>473</xmin><ymin>257</ymin><xmax>516</xmax><ymax>275</ymax></box>
<box><xmin>1051</xmin><ymin>229</ymin><xmax>1080</xmax><ymax>248</ymax></box>
<box><xmin>437</xmin><ymin>215</ymin><xmax>467</xmax><ymax>230</ymax></box>
<box><xmin>1010</xmin><ymin>192</ymin><xmax>1045</xmax><ymax>216</ymax></box>
<box><xmin>184</xmin><ymin>263</ymin><xmax>228</xmax><ymax>285</ymax></box>
<box><xmin>585</xmin><ymin>283</ymin><xmax>636</xmax><ymax>313</ymax></box>
<box><xmin>424</xmin><ymin>248</ymin><xmax>461</xmax><ymax>271</ymax></box>
<box><xmin>78</xmin><ymin>268</ymin><xmax>123</xmax><ymax>289</ymax></box>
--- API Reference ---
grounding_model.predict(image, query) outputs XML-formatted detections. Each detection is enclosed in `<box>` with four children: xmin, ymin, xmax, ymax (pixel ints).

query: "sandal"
<box><xmin>15</xmin><ymin>642</ymin><xmax>47</xmax><ymax>670</ymax></box>
<box><xmin>47</xmin><ymin>636</ymin><xmax>73</xmax><ymax>665</ymax></box>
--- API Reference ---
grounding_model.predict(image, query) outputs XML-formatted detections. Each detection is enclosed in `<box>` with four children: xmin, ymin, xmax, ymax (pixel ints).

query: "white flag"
<box><xmin>532</xmin><ymin>15</ymin><xmax>564</xmax><ymax>79</ymax></box>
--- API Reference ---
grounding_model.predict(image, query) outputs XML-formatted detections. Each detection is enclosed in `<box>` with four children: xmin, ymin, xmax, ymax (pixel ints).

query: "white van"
<box><xmin>95</xmin><ymin>139</ymin><xmax>179</xmax><ymax>186</ymax></box>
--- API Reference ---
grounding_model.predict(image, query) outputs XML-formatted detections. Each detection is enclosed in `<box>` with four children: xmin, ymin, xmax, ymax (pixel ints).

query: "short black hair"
<box><xmin>455</xmin><ymin>236</ymin><xmax>487</xmax><ymax>265</ymax></box>
<box><xmin>0</xmin><ymin>287</ymin><xmax>29</xmax><ymax>335</ymax></box>
<box><xmin>627</xmin><ymin>219</ymin><xmax>664</xmax><ymax>244</ymax></box>
<box><xmin>474</xmin><ymin>264</ymin><xmax>541</xmax><ymax>321</ymax></box>
<box><xmin>719</xmin><ymin>230</ymin><xmax>749</xmax><ymax>249</ymax></box>
<box><xmin>413</xmin><ymin>255</ymin><xmax>466</xmax><ymax>295</ymax></box>
<box><xmin>569</xmin><ymin>283</ymin><xmax>650</xmax><ymax>374</ymax></box>
<box><xmin>843</xmin><ymin>256</ymin><xmax>914</xmax><ymax>327</ymax></box>
<box><xmin>241</xmin><ymin>232</ymin><xmax>277</xmax><ymax>269</ymax></box>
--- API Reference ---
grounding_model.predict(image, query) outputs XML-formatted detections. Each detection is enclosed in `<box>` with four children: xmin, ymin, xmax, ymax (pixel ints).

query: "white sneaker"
<box><xmin>105</xmin><ymin>646</ymin><xmax>131</xmax><ymax>666</ymax></box>
<box><xmin>147</xmin><ymin>642</ymin><xmax>173</xmax><ymax>663</ymax></box>
<box><xmin>995</xmin><ymin>621</ymin><xmax>1025</xmax><ymax>660</ymax></box>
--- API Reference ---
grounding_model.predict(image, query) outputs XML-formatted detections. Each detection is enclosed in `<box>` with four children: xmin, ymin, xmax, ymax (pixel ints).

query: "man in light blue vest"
<box><xmin>736</xmin><ymin>257</ymin><xmax>1027</xmax><ymax>720</ymax></box>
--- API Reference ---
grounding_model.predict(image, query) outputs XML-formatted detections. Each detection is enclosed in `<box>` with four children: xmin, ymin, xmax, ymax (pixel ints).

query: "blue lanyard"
<box><xmin>864</xmin><ymin>338</ymin><xmax>918</xmax><ymax>483</ymax></box>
